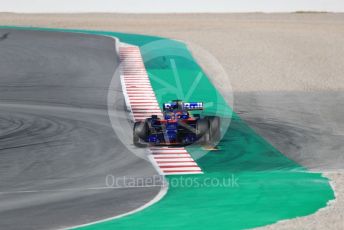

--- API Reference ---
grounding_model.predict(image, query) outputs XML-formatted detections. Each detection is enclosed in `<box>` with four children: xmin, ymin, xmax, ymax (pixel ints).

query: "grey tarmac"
<box><xmin>0</xmin><ymin>29</ymin><xmax>160</xmax><ymax>230</ymax></box>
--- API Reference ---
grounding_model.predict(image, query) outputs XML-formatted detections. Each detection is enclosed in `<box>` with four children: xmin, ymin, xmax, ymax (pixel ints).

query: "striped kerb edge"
<box><xmin>119</xmin><ymin>44</ymin><xmax>203</xmax><ymax>175</ymax></box>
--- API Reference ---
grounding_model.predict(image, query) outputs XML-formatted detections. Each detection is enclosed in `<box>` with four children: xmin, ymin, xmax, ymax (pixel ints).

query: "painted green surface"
<box><xmin>0</xmin><ymin>26</ymin><xmax>334</xmax><ymax>229</ymax></box>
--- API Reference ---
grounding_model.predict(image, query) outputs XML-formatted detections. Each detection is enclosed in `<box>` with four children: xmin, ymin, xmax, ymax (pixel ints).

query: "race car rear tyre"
<box><xmin>205</xmin><ymin>116</ymin><xmax>221</xmax><ymax>144</ymax></box>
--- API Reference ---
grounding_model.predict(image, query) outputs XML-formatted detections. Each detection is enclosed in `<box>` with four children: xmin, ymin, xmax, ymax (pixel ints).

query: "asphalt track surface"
<box><xmin>234</xmin><ymin>91</ymin><xmax>344</xmax><ymax>172</ymax></box>
<box><xmin>0</xmin><ymin>29</ymin><xmax>160</xmax><ymax>229</ymax></box>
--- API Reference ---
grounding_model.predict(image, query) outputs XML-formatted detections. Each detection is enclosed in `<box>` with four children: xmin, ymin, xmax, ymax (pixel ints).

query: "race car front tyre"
<box><xmin>133</xmin><ymin>121</ymin><xmax>149</xmax><ymax>146</ymax></box>
<box><xmin>133</xmin><ymin>131</ymin><xmax>140</xmax><ymax>146</ymax></box>
<box><xmin>196</xmin><ymin>118</ymin><xmax>210</xmax><ymax>144</ymax></box>
<box><xmin>206</xmin><ymin>116</ymin><xmax>221</xmax><ymax>143</ymax></box>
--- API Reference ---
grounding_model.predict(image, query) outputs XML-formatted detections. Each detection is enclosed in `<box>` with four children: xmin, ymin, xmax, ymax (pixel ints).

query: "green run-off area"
<box><xmin>0</xmin><ymin>26</ymin><xmax>334</xmax><ymax>229</ymax></box>
<box><xmin>109</xmin><ymin>38</ymin><xmax>333</xmax><ymax>229</ymax></box>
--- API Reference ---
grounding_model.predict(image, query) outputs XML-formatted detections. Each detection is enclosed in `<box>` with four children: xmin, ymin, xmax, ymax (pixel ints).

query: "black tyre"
<box><xmin>205</xmin><ymin>116</ymin><xmax>221</xmax><ymax>143</ymax></box>
<box><xmin>133</xmin><ymin>130</ymin><xmax>140</xmax><ymax>146</ymax></box>
<box><xmin>196</xmin><ymin>118</ymin><xmax>210</xmax><ymax>144</ymax></box>
<box><xmin>133</xmin><ymin>121</ymin><xmax>149</xmax><ymax>146</ymax></box>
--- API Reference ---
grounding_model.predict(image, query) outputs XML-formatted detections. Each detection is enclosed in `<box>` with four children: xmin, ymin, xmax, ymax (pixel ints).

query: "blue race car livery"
<box><xmin>133</xmin><ymin>100</ymin><xmax>220</xmax><ymax>146</ymax></box>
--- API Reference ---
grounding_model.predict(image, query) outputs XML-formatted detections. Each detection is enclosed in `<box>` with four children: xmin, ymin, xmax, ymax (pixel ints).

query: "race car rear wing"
<box><xmin>183</xmin><ymin>102</ymin><xmax>204</xmax><ymax>110</ymax></box>
<box><xmin>163</xmin><ymin>102</ymin><xmax>203</xmax><ymax>111</ymax></box>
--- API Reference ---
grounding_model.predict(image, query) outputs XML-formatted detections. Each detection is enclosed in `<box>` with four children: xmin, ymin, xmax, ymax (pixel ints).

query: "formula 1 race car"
<box><xmin>133</xmin><ymin>100</ymin><xmax>220</xmax><ymax>146</ymax></box>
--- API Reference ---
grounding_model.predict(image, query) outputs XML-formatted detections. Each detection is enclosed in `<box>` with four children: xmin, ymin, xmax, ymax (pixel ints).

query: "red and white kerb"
<box><xmin>119</xmin><ymin>45</ymin><xmax>203</xmax><ymax>175</ymax></box>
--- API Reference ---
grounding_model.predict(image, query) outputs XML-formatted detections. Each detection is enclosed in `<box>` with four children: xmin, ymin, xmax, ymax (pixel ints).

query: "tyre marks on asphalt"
<box><xmin>119</xmin><ymin>45</ymin><xmax>203</xmax><ymax>175</ymax></box>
